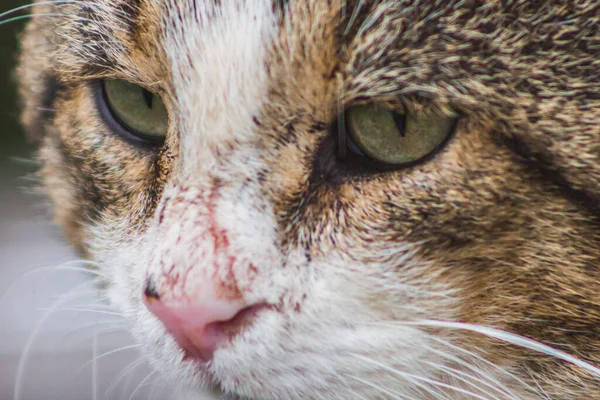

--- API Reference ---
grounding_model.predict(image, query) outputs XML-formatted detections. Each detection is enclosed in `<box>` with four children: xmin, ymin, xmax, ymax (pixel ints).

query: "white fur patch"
<box><xmin>163</xmin><ymin>0</ymin><xmax>279</xmax><ymax>177</ymax></box>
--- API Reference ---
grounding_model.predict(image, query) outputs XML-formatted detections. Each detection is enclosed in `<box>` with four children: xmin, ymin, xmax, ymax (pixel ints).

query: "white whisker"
<box><xmin>0</xmin><ymin>261</ymin><xmax>103</xmax><ymax>304</ymax></box>
<box><xmin>426</xmin><ymin>334</ymin><xmax>539</xmax><ymax>396</ymax></box>
<box><xmin>345</xmin><ymin>373</ymin><xmax>411</xmax><ymax>400</ymax></box>
<box><xmin>13</xmin><ymin>278</ymin><xmax>99</xmax><ymax>400</ymax></box>
<box><xmin>424</xmin><ymin>337</ymin><xmax>531</xmax><ymax>399</ymax></box>
<box><xmin>351</xmin><ymin>353</ymin><xmax>493</xmax><ymax>400</ymax></box>
<box><xmin>61</xmin><ymin>324</ymin><xmax>128</xmax><ymax>348</ymax></box>
<box><xmin>77</xmin><ymin>343</ymin><xmax>142</xmax><ymax>376</ymax></box>
<box><xmin>92</xmin><ymin>327</ymin><xmax>98</xmax><ymax>400</ymax></box>
<box><xmin>0</xmin><ymin>13</ymin><xmax>84</xmax><ymax>27</ymax></box>
<box><xmin>368</xmin><ymin>319</ymin><xmax>557</xmax><ymax>397</ymax></box>
<box><xmin>424</xmin><ymin>361</ymin><xmax>504</xmax><ymax>400</ymax></box>
<box><xmin>128</xmin><ymin>370</ymin><xmax>157</xmax><ymax>400</ymax></box>
<box><xmin>0</xmin><ymin>1</ymin><xmax>78</xmax><ymax>20</ymax></box>
<box><xmin>38</xmin><ymin>307</ymin><xmax>124</xmax><ymax>317</ymax></box>
<box><xmin>412</xmin><ymin>320</ymin><xmax>600</xmax><ymax>379</ymax></box>
<box><xmin>105</xmin><ymin>355</ymin><xmax>150</xmax><ymax>397</ymax></box>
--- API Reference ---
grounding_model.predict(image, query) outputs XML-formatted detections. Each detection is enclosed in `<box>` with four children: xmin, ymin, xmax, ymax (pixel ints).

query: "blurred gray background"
<box><xmin>0</xmin><ymin>3</ymin><xmax>165</xmax><ymax>399</ymax></box>
<box><xmin>0</xmin><ymin>0</ymin><xmax>28</xmax><ymax>165</ymax></box>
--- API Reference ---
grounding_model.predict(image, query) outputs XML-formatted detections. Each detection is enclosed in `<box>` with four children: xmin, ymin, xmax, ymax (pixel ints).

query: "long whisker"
<box><xmin>148</xmin><ymin>381</ymin><xmax>170</xmax><ymax>400</ymax></box>
<box><xmin>351</xmin><ymin>353</ymin><xmax>493</xmax><ymax>400</ymax></box>
<box><xmin>105</xmin><ymin>355</ymin><xmax>150</xmax><ymax>397</ymax></box>
<box><xmin>368</xmin><ymin>319</ymin><xmax>562</xmax><ymax>397</ymax></box>
<box><xmin>92</xmin><ymin>327</ymin><xmax>98</xmax><ymax>400</ymax></box>
<box><xmin>0</xmin><ymin>13</ymin><xmax>88</xmax><ymax>26</ymax></box>
<box><xmin>0</xmin><ymin>0</ymin><xmax>80</xmax><ymax>20</ymax></box>
<box><xmin>351</xmin><ymin>354</ymin><xmax>454</xmax><ymax>400</ymax></box>
<box><xmin>411</xmin><ymin>320</ymin><xmax>600</xmax><ymax>379</ymax></box>
<box><xmin>0</xmin><ymin>261</ymin><xmax>104</xmax><ymax>304</ymax></box>
<box><xmin>0</xmin><ymin>0</ymin><xmax>135</xmax><ymax>22</ymax></box>
<box><xmin>9</xmin><ymin>155</ymin><xmax>41</xmax><ymax>167</ymax></box>
<box><xmin>423</xmin><ymin>361</ymin><xmax>504</xmax><ymax>400</ymax></box>
<box><xmin>344</xmin><ymin>373</ymin><xmax>411</xmax><ymax>400</ymax></box>
<box><xmin>128</xmin><ymin>370</ymin><xmax>157</xmax><ymax>400</ymax></box>
<box><xmin>13</xmin><ymin>278</ymin><xmax>99</xmax><ymax>400</ymax></box>
<box><xmin>77</xmin><ymin>343</ymin><xmax>143</xmax><ymax>375</ymax></box>
<box><xmin>424</xmin><ymin>337</ymin><xmax>531</xmax><ymax>398</ymax></box>
<box><xmin>62</xmin><ymin>324</ymin><xmax>129</xmax><ymax>348</ymax></box>
<box><xmin>38</xmin><ymin>307</ymin><xmax>124</xmax><ymax>317</ymax></box>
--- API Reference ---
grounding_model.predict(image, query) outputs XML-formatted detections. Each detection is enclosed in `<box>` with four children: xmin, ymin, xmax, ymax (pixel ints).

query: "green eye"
<box><xmin>344</xmin><ymin>105</ymin><xmax>454</xmax><ymax>165</ymax></box>
<box><xmin>102</xmin><ymin>80</ymin><xmax>169</xmax><ymax>142</ymax></box>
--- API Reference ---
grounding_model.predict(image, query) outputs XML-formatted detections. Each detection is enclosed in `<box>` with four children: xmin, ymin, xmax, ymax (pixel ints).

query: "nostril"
<box><xmin>144</xmin><ymin>276</ymin><xmax>160</xmax><ymax>300</ymax></box>
<box><xmin>183</xmin><ymin>303</ymin><xmax>269</xmax><ymax>361</ymax></box>
<box><xmin>207</xmin><ymin>303</ymin><xmax>269</xmax><ymax>337</ymax></box>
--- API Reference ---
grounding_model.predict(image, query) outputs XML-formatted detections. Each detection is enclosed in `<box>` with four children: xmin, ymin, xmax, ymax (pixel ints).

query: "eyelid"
<box><xmin>94</xmin><ymin>80</ymin><xmax>166</xmax><ymax>149</ymax></box>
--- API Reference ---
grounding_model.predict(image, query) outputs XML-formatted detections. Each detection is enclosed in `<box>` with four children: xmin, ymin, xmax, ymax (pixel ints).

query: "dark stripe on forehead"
<box><xmin>116</xmin><ymin>0</ymin><xmax>143</xmax><ymax>37</ymax></box>
<box><xmin>164</xmin><ymin>0</ymin><xmax>287</xmax><ymax>30</ymax></box>
<box><xmin>74</xmin><ymin>3</ymin><xmax>114</xmax><ymax>70</ymax></box>
<box><xmin>71</xmin><ymin>0</ymin><xmax>143</xmax><ymax>72</ymax></box>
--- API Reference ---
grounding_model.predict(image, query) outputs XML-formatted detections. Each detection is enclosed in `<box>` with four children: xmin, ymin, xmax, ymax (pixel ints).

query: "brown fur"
<box><xmin>18</xmin><ymin>0</ymin><xmax>600</xmax><ymax>398</ymax></box>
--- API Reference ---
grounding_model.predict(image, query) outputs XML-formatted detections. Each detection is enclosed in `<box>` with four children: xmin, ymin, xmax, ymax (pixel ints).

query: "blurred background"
<box><xmin>0</xmin><ymin>2</ymin><xmax>164</xmax><ymax>399</ymax></box>
<box><xmin>0</xmin><ymin>0</ymin><xmax>28</xmax><ymax>170</ymax></box>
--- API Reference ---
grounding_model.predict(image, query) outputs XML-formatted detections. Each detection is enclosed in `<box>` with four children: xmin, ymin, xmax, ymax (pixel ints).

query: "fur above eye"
<box><xmin>101</xmin><ymin>80</ymin><xmax>169</xmax><ymax>144</ymax></box>
<box><xmin>341</xmin><ymin>105</ymin><xmax>455</xmax><ymax>166</ymax></box>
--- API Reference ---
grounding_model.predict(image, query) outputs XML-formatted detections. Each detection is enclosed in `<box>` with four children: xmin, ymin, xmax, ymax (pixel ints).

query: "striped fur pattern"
<box><xmin>17</xmin><ymin>0</ymin><xmax>600</xmax><ymax>398</ymax></box>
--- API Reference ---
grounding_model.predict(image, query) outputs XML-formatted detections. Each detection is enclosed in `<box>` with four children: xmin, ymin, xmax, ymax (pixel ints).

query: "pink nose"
<box><xmin>143</xmin><ymin>285</ymin><xmax>257</xmax><ymax>362</ymax></box>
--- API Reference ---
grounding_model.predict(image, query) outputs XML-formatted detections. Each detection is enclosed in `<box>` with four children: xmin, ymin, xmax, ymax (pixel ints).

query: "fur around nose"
<box><xmin>144</xmin><ymin>289</ymin><xmax>246</xmax><ymax>361</ymax></box>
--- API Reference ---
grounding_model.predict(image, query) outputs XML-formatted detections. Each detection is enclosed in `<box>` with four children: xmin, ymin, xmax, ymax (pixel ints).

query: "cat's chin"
<box><xmin>139</xmin><ymin>316</ymin><xmax>278</xmax><ymax>398</ymax></box>
<box><xmin>149</xmin><ymin>352</ymin><xmax>262</xmax><ymax>400</ymax></box>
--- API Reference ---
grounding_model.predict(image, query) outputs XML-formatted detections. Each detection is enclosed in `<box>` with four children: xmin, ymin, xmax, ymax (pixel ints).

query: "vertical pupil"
<box><xmin>393</xmin><ymin>113</ymin><xmax>407</xmax><ymax>137</ymax></box>
<box><xmin>142</xmin><ymin>89</ymin><xmax>154</xmax><ymax>109</ymax></box>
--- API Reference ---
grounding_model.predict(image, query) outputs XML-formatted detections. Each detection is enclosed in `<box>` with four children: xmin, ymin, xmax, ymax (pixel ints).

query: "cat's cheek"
<box><xmin>38</xmin><ymin>139</ymin><xmax>87</xmax><ymax>253</ymax></box>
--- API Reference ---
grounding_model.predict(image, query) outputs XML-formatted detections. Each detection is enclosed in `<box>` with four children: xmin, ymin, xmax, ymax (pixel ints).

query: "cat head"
<box><xmin>18</xmin><ymin>0</ymin><xmax>600</xmax><ymax>398</ymax></box>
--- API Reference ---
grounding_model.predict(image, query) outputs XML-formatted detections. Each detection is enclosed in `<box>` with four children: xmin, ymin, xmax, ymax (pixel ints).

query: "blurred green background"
<box><xmin>0</xmin><ymin>0</ymin><xmax>39</xmax><ymax>225</ymax></box>
<box><xmin>0</xmin><ymin>0</ymin><xmax>30</xmax><ymax>172</ymax></box>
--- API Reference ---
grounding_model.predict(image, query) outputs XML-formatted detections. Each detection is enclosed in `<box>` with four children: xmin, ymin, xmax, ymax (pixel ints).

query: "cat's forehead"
<box><xmin>58</xmin><ymin>0</ymin><xmax>486</xmax><ymax>108</ymax></box>
<box><xmin>66</xmin><ymin>0</ymin><xmax>341</xmax><ymax>76</ymax></box>
<box><xmin>61</xmin><ymin>0</ymin><xmax>399</xmax><ymax>92</ymax></box>
<box><xmin>161</xmin><ymin>0</ymin><xmax>282</xmax><ymax>174</ymax></box>
<box><xmin>61</xmin><ymin>0</ymin><xmax>526</xmax><ymax>112</ymax></box>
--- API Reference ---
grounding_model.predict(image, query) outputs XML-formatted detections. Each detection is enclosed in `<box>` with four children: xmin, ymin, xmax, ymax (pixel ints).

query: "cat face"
<box><xmin>18</xmin><ymin>0</ymin><xmax>600</xmax><ymax>398</ymax></box>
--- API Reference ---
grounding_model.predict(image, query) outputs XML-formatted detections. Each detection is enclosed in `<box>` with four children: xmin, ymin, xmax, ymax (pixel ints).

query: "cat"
<box><xmin>16</xmin><ymin>0</ymin><xmax>600</xmax><ymax>398</ymax></box>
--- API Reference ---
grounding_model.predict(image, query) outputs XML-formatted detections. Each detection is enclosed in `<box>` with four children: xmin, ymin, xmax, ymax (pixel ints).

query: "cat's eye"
<box><xmin>341</xmin><ymin>105</ymin><xmax>455</xmax><ymax>166</ymax></box>
<box><xmin>101</xmin><ymin>80</ymin><xmax>169</xmax><ymax>143</ymax></box>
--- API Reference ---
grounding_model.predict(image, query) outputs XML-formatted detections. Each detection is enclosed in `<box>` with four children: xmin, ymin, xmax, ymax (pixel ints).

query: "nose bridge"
<box><xmin>148</xmin><ymin>173</ymin><xmax>276</xmax><ymax>304</ymax></box>
<box><xmin>149</xmin><ymin>181</ymin><xmax>241</xmax><ymax>302</ymax></box>
<box><xmin>163</xmin><ymin>0</ymin><xmax>278</xmax><ymax>176</ymax></box>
